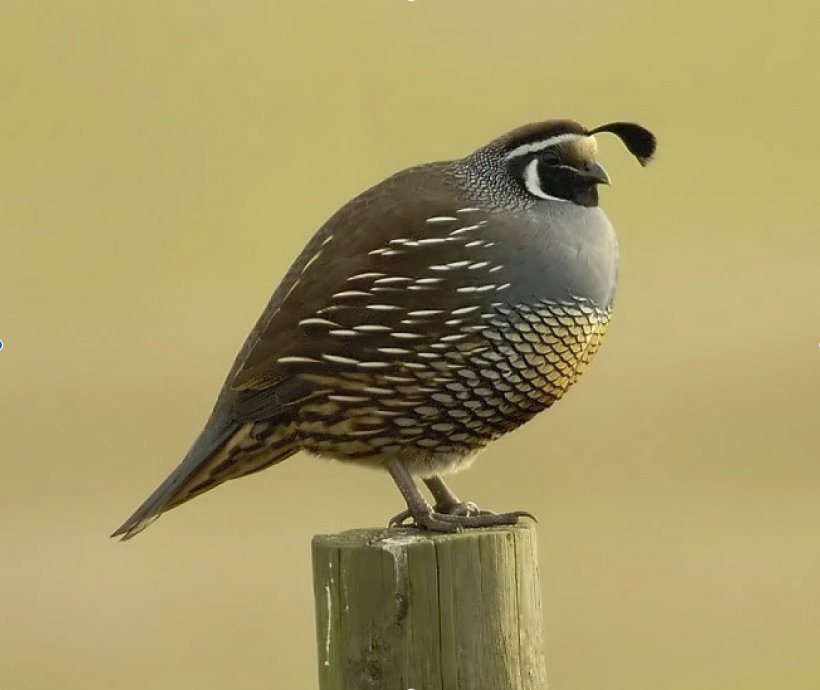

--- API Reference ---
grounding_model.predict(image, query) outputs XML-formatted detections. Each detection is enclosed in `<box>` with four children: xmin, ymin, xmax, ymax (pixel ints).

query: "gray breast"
<box><xmin>491</xmin><ymin>201</ymin><xmax>619</xmax><ymax>311</ymax></box>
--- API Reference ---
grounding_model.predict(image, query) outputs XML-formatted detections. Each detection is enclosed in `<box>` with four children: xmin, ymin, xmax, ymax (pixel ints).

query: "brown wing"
<box><xmin>228</xmin><ymin>163</ymin><xmax>506</xmax><ymax>403</ymax></box>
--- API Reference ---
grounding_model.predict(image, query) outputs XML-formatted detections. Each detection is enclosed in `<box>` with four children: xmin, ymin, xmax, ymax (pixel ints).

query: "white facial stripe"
<box><xmin>504</xmin><ymin>132</ymin><xmax>586</xmax><ymax>160</ymax></box>
<box><xmin>523</xmin><ymin>158</ymin><xmax>566</xmax><ymax>202</ymax></box>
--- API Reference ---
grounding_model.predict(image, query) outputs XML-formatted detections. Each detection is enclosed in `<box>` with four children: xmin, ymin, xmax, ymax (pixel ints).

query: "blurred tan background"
<box><xmin>1</xmin><ymin>1</ymin><xmax>818</xmax><ymax>689</ymax></box>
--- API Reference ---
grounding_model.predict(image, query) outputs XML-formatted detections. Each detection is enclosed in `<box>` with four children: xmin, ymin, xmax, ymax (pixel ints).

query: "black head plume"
<box><xmin>588</xmin><ymin>122</ymin><xmax>656</xmax><ymax>166</ymax></box>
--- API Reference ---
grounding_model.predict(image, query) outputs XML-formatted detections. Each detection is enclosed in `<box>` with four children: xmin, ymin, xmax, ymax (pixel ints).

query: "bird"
<box><xmin>112</xmin><ymin>118</ymin><xmax>656</xmax><ymax>540</ymax></box>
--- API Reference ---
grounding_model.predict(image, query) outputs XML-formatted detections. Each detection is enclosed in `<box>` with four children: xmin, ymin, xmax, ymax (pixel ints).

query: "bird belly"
<box><xmin>496</xmin><ymin>299</ymin><xmax>612</xmax><ymax>406</ymax></box>
<box><xmin>288</xmin><ymin>298</ymin><xmax>610</xmax><ymax>473</ymax></box>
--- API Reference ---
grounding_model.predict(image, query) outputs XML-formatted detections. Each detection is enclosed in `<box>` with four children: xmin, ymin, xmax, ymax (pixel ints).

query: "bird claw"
<box><xmin>433</xmin><ymin>510</ymin><xmax>536</xmax><ymax>527</ymax></box>
<box><xmin>388</xmin><ymin>509</ymin><xmax>414</xmax><ymax>528</ymax></box>
<box><xmin>388</xmin><ymin>505</ymin><xmax>536</xmax><ymax>532</ymax></box>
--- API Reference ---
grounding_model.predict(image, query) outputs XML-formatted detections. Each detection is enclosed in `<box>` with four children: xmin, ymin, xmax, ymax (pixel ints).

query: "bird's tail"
<box><xmin>111</xmin><ymin>418</ymin><xmax>299</xmax><ymax>540</ymax></box>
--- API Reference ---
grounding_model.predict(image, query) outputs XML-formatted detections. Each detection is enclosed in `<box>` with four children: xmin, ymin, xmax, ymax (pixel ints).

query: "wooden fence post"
<box><xmin>312</xmin><ymin>523</ymin><xmax>547</xmax><ymax>690</ymax></box>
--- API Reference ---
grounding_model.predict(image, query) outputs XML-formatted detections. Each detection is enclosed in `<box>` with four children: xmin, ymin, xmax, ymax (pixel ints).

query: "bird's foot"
<box><xmin>432</xmin><ymin>499</ymin><xmax>490</xmax><ymax>517</ymax></box>
<box><xmin>388</xmin><ymin>508</ymin><xmax>460</xmax><ymax>532</ymax></box>
<box><xmin>388</xmin><ymin>504</ymin><xmax>535</xmax><ymax>532</ymax></box>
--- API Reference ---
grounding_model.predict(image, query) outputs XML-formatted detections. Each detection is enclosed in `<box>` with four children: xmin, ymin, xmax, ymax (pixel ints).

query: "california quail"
<box><xmin>113</xmin><ymin>118</ymin><xmax>656</xmax><ymax>539</ymax></box>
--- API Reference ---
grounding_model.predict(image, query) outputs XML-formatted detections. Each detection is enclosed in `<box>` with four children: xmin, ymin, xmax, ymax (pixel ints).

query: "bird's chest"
<box><xmin>502</xmin><ymin>205</ymin><xmax>619</xmax><ymax>312</ymax></box>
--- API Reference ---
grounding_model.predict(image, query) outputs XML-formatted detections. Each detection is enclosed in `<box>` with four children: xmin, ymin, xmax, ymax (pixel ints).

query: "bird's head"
<box><xmin>487</xmin><ymin>119</ymin><xmax>656</xmax><ymax>207</ymax></box>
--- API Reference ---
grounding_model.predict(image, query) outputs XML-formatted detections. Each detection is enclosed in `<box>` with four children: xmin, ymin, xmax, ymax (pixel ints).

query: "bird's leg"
<box><xmin>387</xmin><ymin>459</ymin><xmax>459</xmax><ymax>532</ymax></box>
<box><xmin>423</xmin><ymin>475</ymin><xmax>485</xmax><ymax>516</ymax></box>
<box><xmin>387</xmin><ymin>461</ymin><xmax>536</xmax><ymax>531</ymax></box>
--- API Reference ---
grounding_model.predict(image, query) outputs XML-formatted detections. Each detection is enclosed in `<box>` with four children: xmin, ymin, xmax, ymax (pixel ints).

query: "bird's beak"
<box><xmin>582</xmin><ymin>161</ymin><xmax>611</xmax><ymax>186</ymax></box>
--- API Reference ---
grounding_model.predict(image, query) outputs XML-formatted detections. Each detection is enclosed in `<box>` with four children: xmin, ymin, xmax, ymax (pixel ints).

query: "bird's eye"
<box><xmin>540</xmin><ymin>151</ymin><xmax>560</xmax><ymax>166</ymax></box>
